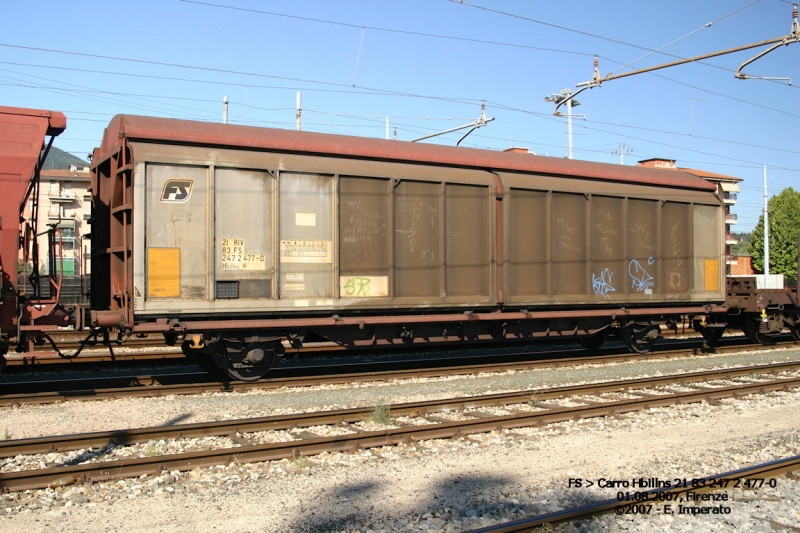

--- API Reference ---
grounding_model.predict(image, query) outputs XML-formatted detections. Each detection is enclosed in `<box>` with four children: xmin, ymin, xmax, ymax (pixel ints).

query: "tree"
<box><xmin>731</xmin><ymin>232</ymin><xmax>750</xmax><ymax>255</ymax></box>
<box><xmin>749</xmin><ymin>187</ymin><xmax>800</xmax><ymax>281</ymax></box>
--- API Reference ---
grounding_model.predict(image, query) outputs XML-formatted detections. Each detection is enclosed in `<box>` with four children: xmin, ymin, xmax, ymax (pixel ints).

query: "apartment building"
<box><xmin>22</xmin><ymin>165</ymin><xmax>92</xmax><ymax>276</ymax></box>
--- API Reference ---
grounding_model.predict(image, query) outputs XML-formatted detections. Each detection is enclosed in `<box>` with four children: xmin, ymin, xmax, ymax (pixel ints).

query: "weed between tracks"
<box><xmin>370</xmin><ymin>399</ymin><xmax>392</xmax><ymax>425</ymax></box>
<box><xmin>292</xmin><ymin>449</ymin><xmax>307</xmax><ymax>469</ymax></box>
<box><xmin>2</xmin><ymin>427</ymin><xmax>9</xmax><ymax>440</ymax></box>
<box><xmin>528</xmin><ymin>391</ymin><xmax>542</xmax><ymax>408</ymax></box>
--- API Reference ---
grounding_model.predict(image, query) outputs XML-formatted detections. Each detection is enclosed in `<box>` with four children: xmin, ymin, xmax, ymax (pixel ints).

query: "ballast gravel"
<box><xmin>1</xmin><ymin>346</ymin><xmax>800</xmax><ymax>532</ymax></box>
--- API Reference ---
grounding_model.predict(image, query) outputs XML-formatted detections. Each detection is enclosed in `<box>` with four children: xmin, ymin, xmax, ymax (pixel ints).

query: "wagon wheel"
<box><xmin>743</xmin><ymin>318</ymin><xmax>777</xmax><ymax>346</ymax></box>
<box><xmin>210</xmin><ymin>337</ymin><xmax>284</xmax><ymax>382</ymax></box>
<box><xmin>620</xmin><ymin>322</ymin><xmax>660</xmax><ymax>354</ymax></box>
<box><xmin>579</xmin><ymin>329</ymin><xmax>609</xmax><ymax>351</ymax></box>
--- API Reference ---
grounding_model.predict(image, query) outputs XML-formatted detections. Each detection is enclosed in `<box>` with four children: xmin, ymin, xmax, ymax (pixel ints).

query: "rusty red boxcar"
<box><xmin>84</xmin><ymin>114</ymin><xmax>725</xmax><ymax>379</ymax></box>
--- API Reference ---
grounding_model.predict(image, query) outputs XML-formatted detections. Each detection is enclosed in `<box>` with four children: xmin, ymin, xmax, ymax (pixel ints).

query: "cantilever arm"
<box><xmin>736</xmin><ymin>5</ymin><xmax>800</xmax><ymax>80</ymax></box>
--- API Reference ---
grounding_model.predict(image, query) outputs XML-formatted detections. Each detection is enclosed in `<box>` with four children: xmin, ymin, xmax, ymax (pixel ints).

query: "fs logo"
<box><xmin>160</xmin><ymin>179</ymin><xmax>194</xmax><ymax>203</ymax></box>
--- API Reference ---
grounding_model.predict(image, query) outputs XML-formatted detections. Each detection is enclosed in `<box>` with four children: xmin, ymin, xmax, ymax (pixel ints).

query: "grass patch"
<box><xmin>292</xmin><ymin>449</ymin><xmax>307</xmax><ymax>469</ymax></box>
<box><xmin>528</xmin><ymin>392</ymin><xmax>543</xmax><ymax>407</ymax></box>
<box><xmin>2</xmin><ymin>428</ymin><xmax>9</xmax><ymax>440</ymax></box>
<box><xmin>370</xmin><ymin>399</ymin><xmax>392</xmax><ymax>425</ymax></box>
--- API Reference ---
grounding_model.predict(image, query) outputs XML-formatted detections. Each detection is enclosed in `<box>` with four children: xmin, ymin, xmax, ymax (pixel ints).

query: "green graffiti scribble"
<box><xmin>344</xmin><ymin>277</ymin><xmax>371</xmax><ymax>296</ymax></box>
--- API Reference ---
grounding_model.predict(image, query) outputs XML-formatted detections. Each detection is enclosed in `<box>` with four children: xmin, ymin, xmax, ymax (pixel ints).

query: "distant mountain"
<box><xmin>42</xmin><ymin>147</ymin><xmax>89</xmax><ymax>170</ymax></box>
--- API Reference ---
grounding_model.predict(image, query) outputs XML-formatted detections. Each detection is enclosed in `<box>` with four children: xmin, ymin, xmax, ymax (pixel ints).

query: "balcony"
<box><xmin>725</xmin><ymin>213</ymin><xmax>738</xmax><ymax>225</ymax></box>
<box><xmin>55</xmin><ymin>233</ymin><xmax>77</xmax><ymax>245</ymax></box>
<box><xmin>48</xmin><ymin>190</ymin><xmax>76</xmax><ymax>203</ymax></box>
<box><xmin>723</xmin><ymin>192</ymin><xmax>738</xmax><ymax>205</ymax></box>
<box><xmin>55</xmin><ymin>218</ymin><xmax>76</xmax><ymax>230</ymax></box>
<box><xmin>725</xmin><ymin>236</ymin><xmax>738</xmax><ymax>245</ymax></box>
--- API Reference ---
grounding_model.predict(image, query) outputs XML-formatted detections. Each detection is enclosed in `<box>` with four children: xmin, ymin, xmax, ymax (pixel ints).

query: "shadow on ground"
<box><xmin>285</xmin><ymin>472</ymin><xmax>515</xmax><ymax>533</ymax></box>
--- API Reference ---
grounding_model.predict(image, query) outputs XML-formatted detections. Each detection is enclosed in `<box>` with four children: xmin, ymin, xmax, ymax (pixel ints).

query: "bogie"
<box><xmin>621</xmin><ymin>322</ymin><xmax>661</xmax><ymax>354</ymax></box>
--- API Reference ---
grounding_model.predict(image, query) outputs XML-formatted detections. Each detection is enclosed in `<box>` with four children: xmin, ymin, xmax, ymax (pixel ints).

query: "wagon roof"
<box><xmin>96</xmin><ymin>114</ymin><xmax>716</xmax><ymax>192</ymax></box>
<box><xmin>0</xmin><ymin>105</ymin><xmax>66</xmax><ymax>188</ymax></box>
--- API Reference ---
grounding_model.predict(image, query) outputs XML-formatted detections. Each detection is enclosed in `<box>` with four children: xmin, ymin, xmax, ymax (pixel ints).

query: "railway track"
<box><xmin>1</xmin><ymin>335</ymin><xmax>795</xmax><ymax>406</ymax></box>
<box><xmin>1</xmin><ymin>360</ymin><xmax>798</xmax><ymax>492</ymax></box>
<box><xmin>0</xmin><ymin>326</ymin><xmax>730</xmax><ymax>366</ymax></box>
<box><xmin>462</xmin><ymin>455</ymin><xmax>800</xmax><ymax>533</ymax></box>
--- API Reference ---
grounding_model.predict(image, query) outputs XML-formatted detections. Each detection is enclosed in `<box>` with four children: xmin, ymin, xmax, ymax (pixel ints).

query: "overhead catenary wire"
<box><xmin>455</xmin><ymin>0</ymin><xmax>799</xmax><ymax>92</ymax></box>
<box><xmin>2</xmin><ymin>10</ymin><xmax>795</xmax><ymax>190</ymax></box>
<box><xmin>452</xmin><ymin>0</ymin><xmax>758</xmax><ymax>76</ymax></box>
<box><xmin>181</xmin><ymin>0</ymin><xmax>795</xmax><ymax>90</ymax></box>
<box><xmin>179</xmin><ymin>0</ymin><xmax>597</xmax><ymax>58</ymax></box>
<box><xmin>3</xmin><ymin>45</ymin><xmax>799</xmax><ymax>120</ymax></box>
<box><xmin>5</xmin><ymin>57</ymin><xmax>800</xmax><ymax>156</ymax></box>
<box><xmin>608</xmin><ymin>0</ymin><xmax>761</xmax><ymax>74</ymax></box>
<box><xmin>11</xmin><ymin>65</ymin><xmax>793</xmax><ymax>177</ymax></box>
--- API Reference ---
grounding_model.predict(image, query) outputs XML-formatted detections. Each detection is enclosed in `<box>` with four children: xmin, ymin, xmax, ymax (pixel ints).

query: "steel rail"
<box><xmin>1</xmin><ymin>363</ymin><xmax>799</xmax><ymax>492</ymax></box>
<box><xmin>462</xmin><ymin>455</ymin><xmax>800</xmax><ymax>533</ymax></box>
<box><xmin>3</xmin><ymin>359</ymin><xmax>799</xmax><ymax>457</ymax></box>
<box><xmin>2</xmin><ymin>328</ymin><xmax>789</xmax><ymax>368</ymax></box>
<box><xmin>0</xmin><ymin>335</ymin><xmax>793</xmax><ymax>406</ymax></box>
<box><xmin>2</xmin><ymin>327</ymin><xmax>708</xmax><ymax>362</ymax></box>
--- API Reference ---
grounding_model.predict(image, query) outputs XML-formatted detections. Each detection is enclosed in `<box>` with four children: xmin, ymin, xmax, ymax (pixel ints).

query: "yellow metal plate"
<box><xmin>147</xmin><ymin>248</ymin><xmax>180</xmax><ymax>298</ymax></box>
<box><xmin>704</xmin><ymin>258</ymin><xmax>720</xmax><ymax>292</ymax></box>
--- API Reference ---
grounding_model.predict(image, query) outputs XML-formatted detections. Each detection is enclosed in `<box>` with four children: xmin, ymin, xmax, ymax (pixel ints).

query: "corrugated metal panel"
<box><xmin>509</xmin><ymin>189</ymin><xmax>549</xmax><ymax>296</ymax></box>
<box><xmin>661</xmin><ymin>202</ymin><xmax>692</xmax><ymax>295</ymax></box>
<box><xmin>339</xmin><ymin>177</ymin><xmax>390</xmax><ymax>297</ymax></box>
<box><xmin>627</xmin><ymin>199</ymin><xmax>659</xmax><ymax>298</ymax></box>
<box><xmin>128</xmin><ymin>142</ymin><xmax>498</xmax><ymax>315</ymax></box>
<box><xmin>552</xmin><ymin>192</ymin><xmax>588</xmax><ymax>295</ymax></box>
<box><xmin>215</xmin><ymin>168</ymin><xmax>274</xmax><ymax>299</ymax></box>
<box><xmin>394</xmin><ymin>181</ymin><xmax>441</xmax><ymax>298</ymax></box>
<box><xmin>590</xmin><ymin>196</ymin><xmax>625</xmax><ymax>301</ymax></box>
<box><xmin>693</xmin><ymin>204</ymin><xmax>723</xmax><ymax>295</ymax></box>
<box><xmin>445</xmin><ymin>184</ymin><xmax>490</xmax><ymax>297</ymax></box>
<box><xmin>278</xmin><ymin>173</ymin><xmax>333</xmax><ymax>299</ymax></box>
<box><xmin>145</xmin><ymin>164</ymin><xmax>208</xmax><ymax>299</ymax></box>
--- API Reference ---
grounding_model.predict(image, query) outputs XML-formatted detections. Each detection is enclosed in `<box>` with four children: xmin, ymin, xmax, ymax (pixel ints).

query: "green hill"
<box><xmin>42</xmin><ymin>147</ymin><xmax>89</xmax><ymax>170</ymax></box>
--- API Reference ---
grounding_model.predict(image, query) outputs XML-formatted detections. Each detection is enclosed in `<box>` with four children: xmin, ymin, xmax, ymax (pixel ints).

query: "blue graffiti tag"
<box><xmin>629</xmin><ymin>258</ymin><xmax>655</xmax><ymax>298</ymax></box>
<box><xmin>592</xmin><ymin>268</ymin><xmax>616</xmax><ymax>299</ymax></box>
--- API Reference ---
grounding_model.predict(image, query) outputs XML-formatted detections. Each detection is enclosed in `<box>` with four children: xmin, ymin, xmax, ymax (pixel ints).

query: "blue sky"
<box><xmin>2</xmin><ymin>0</ymin><xmax>798</xmax><ymax>232</ymax></box>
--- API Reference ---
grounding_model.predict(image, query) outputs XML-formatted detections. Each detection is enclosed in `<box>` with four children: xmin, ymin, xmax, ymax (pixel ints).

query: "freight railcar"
<box><xmin>0</xmin><ymin>106</ymin><xmax>68</xmax><ymax>373</ymax></box>
<box><xmin>717</xmin><ymin>258</ymin><xmax>800</xmax><ymax>345</ymax></box>
<box><xmin>85</xmin><ymin>114</ymin><xmax>727</xmax><ymax>380</ymax></box>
